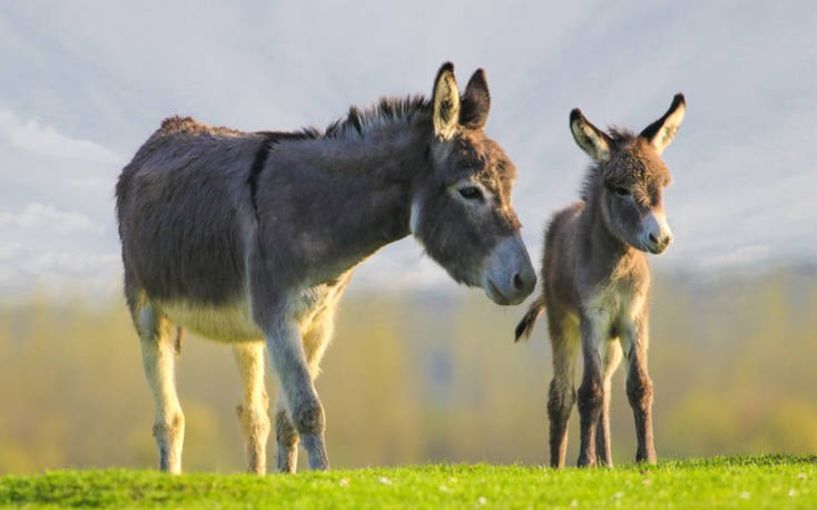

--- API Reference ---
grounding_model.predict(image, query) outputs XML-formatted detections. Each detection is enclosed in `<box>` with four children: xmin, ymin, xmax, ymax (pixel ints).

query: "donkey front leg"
<box><xmin>622</xmin><ymin>318</ymin><xmax>657</xmax><ymax>464</ymax></box>
<box><xmin>272</xmin><ymin>311</ymin><xmax>336</xmax><ymax>473</ymax></box>
<box><xmin>137</xmin><ymin>308</ymin><xmax>185</xmax><ymax>474</ymax></box>
<box><xmin>576</xmin><ymin>316</ymin><xmax>606</xmax><ymax>467</ymax></box>
<box><xmin>265</xmin><ymin>320</ymin><xmax>329</xmax><ymax>471</ymax></box>
<box><xmin>595</xmin><ymin>339</ymin><xmax>623</xmax><ymax>467</ymax></box>
<box><xmin>233</xmin><ymin>342</ymin><xmax>271</xmax><ymax>474</ymax></box>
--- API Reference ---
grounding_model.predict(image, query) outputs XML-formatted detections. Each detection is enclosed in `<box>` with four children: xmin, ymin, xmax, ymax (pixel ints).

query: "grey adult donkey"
<box><xmin>116</xmin><ymin>62</ymin><xmax>536</xmax><ymax>474</ymax></box>
<box><xmin>515</xmin><ymin>95</ymin><xmax>686</xmax><ymax>468</ymax></box>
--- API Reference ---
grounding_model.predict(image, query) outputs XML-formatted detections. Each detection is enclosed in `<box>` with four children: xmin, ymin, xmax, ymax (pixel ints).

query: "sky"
<box><xmin>1</xmin><ymin>1</ymin><xmax>816</xmax><ymax>298</ymax></box>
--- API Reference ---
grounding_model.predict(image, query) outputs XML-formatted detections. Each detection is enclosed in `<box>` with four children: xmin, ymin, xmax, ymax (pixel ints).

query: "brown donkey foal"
<box><xmin>516</xmin><ymin>95</ymin><xmax>686</xmax><ymax>468</ymax></box>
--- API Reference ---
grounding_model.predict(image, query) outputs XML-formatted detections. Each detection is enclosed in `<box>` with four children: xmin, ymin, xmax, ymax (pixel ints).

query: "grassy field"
<box><xmin>0</xmin><ymin>456</ymin><xmax>815</xmax><ymax>509</ymax></box>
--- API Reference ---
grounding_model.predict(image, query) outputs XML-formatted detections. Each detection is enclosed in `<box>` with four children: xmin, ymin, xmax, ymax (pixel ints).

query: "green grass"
<box><xmin>1</xmin><ymin>456</ymin><xmax>815</xmax><ymax>509</ymax></box>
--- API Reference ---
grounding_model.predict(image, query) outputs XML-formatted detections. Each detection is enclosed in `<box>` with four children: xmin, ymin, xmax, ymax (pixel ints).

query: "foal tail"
<box><xmin>173</xmin><ymin>326</ymin><xmax>185</xmax><ymax>356</ymax></box>
<box><xmin>514</xmin><ymin>296</ymin><xmax>545</xmax><ymax>342</ymax></box>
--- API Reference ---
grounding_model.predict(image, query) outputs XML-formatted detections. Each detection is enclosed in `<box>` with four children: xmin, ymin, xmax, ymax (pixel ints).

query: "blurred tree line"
<box><xmin>0</xmin><ymin>266</ymin><xmax>815</xmax><ymax>473</ymax></box>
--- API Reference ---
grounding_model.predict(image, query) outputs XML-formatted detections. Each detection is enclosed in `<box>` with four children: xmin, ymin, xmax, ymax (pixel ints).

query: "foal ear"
<box><xmin>459</xmin><ymin>69</ymin><xmax>490</xmax><ymax>129</ymax></box>
<box><xmin>570</xmin><ymin>108</ymin><xmax>612</xmax><ymax>162</ymax></box>
<box><xmin>432</xmin><ymin>62</ymin><xmax>461</xmax><ymax>140</ymax></box>
<box><xmin>640</xmin><ymin>93</ymin><xmax>686</xmax><ymax>154</ymax></box>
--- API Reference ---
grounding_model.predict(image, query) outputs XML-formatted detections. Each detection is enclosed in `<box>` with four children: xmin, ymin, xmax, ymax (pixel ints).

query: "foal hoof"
<box><xmin>636</xmin><ymin>451</ymin><xmax>657</xmax><ymax>465</ymax></box>
<box><xmin>576</xmin><ymin>455</ymin><xmax>597</xmax><ymax>468</ymax></box>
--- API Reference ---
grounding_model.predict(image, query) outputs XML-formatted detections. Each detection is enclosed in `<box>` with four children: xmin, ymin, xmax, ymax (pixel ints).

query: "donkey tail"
<box><xmin>173</xmin><ymin>326</ymin><xmax>185</xmax><ymax>356</ymax></box>
<box><xmin>514</xmin><ymin>296</ymin><xmax>545</xmax><ymax>342</ymax></box>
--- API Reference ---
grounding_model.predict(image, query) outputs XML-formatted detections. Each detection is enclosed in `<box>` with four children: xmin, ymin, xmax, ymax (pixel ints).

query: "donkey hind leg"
<box><xmin>272</xmin><ymin>313</ymin><xmax>335</xmax><ymax>473</ymax></box>
<box><xmin>233</xmin><ymin>342</ymin><xmax>271</xmax><ymax>474</ymax></box>
<box><xmin>595</xmin><ymin>339</ymin><xmax>623</xmax><ymax>467</ymax></box>
<box><xmin>547</xmin><ymin>315</ymin><xmax>579</xmax><ymax>468</ymax></box>
<box><xmin>273</xmin><ymin>388</ymin><xmax>299</xmax><ymax>473</ymax></box>
<box><xmin>137</xmin><ymin>307</ymin><xmax>185</xmax><ymax>474</ymax></box>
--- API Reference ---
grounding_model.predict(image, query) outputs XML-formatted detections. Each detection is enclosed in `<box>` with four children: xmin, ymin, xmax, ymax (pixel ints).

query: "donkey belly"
<box><xmin>160</xmin><ymin>299</ymin><xmax>263</xmax><ymax>342</ymax></box>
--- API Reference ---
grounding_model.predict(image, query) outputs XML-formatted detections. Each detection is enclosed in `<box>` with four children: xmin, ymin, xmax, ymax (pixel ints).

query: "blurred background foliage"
<box><xmin>1</xmin><ymin>265</ymin><xmax>816</xmax><ymax>473</ymax></box>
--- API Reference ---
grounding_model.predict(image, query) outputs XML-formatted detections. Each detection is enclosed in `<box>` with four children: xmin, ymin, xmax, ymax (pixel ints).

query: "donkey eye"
<box><xmin>612</xmin><ymin>186</ymin><xmax>631</xmax><ymax>197</ymax></box>
<box><xmin>458</xmin><ymin>186</ymin><xmax>483</xmax><ymax>201</ymax></box>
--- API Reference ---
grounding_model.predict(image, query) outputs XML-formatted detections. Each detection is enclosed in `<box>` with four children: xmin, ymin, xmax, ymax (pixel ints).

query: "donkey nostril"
<box><xmin>649</xmin><ymin>233</ymin><xmax>659</xmax><ymax>244</ymax></box>
<box><xmin>513</xmin><ymin>273</ymin><xmax>524</xmax><ymax>291</ymax></box>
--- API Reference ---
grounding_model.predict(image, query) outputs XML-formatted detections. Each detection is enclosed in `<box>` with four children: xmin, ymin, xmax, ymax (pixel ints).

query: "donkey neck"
<box><xmin>322</xmin><ymin>119</ymin><xmax>433</xmax><ymax>243</ymax></box>
<box><xmin>260</xmin><ymin>118</ymin><xmax>433</xmax><ymax>285</ymax></box>
<box><xmin>578</xmin><ymin>191</ymin><xmax>645</xmax><ymax>285</ymax></box>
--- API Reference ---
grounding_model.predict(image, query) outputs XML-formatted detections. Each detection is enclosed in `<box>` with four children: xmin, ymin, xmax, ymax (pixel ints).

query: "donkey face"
<box><xmin>570</xmin><ymin>94</ymin><xmax>686</xmax><ymax>254</ymax></box>
<box><xmin>411</xmin><ymin>63</ymin><xmax>535</xmax><ymax>305</ymax></box>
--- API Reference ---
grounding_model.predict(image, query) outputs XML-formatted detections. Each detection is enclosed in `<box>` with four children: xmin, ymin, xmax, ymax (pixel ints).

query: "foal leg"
<box><xmin>595</xmin><ymin>339</ymin><xmax>623</xmax><ymax>467</ymax></box>
<box><xmin>546</xmin><ymin>314</ymin><xmax>579</xmax><ymax>468</ymax></box>
<box><xmin>576</xmin><ymin>313</ymin><xmax>607</xmax><ymax>467</ymax></box>
<box><xmin>233</xmin><ymin>342</ymin><xmax>271</xmax><ymax>474</ymax></box>
<box><xmin>137</xmin><ymin>307</ymin><xmax>185</xmax><ymax>474</ymax></box>
<box><xmin>622</xmin><ymin>317</ymin><xmax>657</xmax><ymax>464</ymax></box>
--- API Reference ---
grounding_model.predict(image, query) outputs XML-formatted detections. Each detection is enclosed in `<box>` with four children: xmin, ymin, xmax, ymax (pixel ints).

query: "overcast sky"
<box><xmin>1</xmin><ymin>1</ymin><xmax>815</xmax><ymax>298</ymax></box>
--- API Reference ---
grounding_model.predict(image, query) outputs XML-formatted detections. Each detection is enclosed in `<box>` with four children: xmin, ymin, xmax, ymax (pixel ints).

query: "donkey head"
<box><xmin>411</xmin><ymin>63</ymin><xmax>535</xmax><ymax>305</ymax></box>
<box><xmin>569</xmin><ymin>94</ymin><xmax>686</xmax><ymax>254</ymax></box>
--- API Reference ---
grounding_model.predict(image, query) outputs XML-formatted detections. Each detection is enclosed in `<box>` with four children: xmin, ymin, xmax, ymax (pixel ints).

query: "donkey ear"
<box><xmin>459</xmin><ymin>69</ymin><xmax>490</xmax><ymax>129</ymax></box>
<box><xmin>640</xmin><ymin>93</ymin><xmax>686</xmax><ymax>154</ymax></box>
<box><xmin>432</xmin><ymin>62</ymin><xmax>461</xmax><ymax>140</ymax></box>
<box><xmin>570</xmin><ymin>108</ymin><xmax>612</xmax><ymax>162</ymax></box>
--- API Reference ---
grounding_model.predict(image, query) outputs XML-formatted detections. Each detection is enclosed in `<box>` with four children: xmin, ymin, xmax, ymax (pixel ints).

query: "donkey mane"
<box><xmin>324</xmin><ymin>95</ymin><xmax>430</xmax><ymax>139</ymax></box>
<box><xmin>153</xmin><ymin>97</ymin><xmax>433</xmax><ymax>224</ymax></box>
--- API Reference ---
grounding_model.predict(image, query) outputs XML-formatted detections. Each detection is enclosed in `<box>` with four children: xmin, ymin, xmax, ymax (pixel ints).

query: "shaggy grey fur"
<box><xmin>117</xmin><ymin>62</ymin><xmax>535</xmax><ymax>474</ymax></box>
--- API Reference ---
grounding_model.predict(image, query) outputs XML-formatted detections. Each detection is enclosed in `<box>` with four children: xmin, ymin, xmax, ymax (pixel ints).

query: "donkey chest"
<box><xmin>582</xmin><ymin>284</ymin><xmax>647</xmax><ymax>337</ymax></box>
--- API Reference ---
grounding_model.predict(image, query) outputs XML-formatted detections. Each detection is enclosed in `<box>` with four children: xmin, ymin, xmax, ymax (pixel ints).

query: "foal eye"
<box><xmin>458</xmin><ymin>186</ymin><xmax>483</xmax><ymax>201</ymax></box>
<box><xmin>612</xmin><ymin>186</ymin><xmax>631</xmax><ymax>197</ymax></box>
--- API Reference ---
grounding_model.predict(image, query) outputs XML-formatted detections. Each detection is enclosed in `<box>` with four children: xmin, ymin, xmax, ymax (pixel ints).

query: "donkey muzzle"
<box><xmin>642</xmin><ymin>211</ymin><xmax>673</xmax><ymax>254</ymax></box>
<box><xmin>482</xmin><ymin>235</ymin><xmax>536</xmax><ymax>305</ymax></box>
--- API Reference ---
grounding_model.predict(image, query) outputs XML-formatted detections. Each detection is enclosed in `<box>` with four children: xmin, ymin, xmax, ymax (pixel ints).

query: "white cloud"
<box><xmin>0</xmin><ymin>109</ymin><xmax>121</xmax><ymax>164</ymax></box>
<box><xmin>21</xmin><ymin>251</ymin><xmax>120</xmax><ymax>277</ymax></box>
<box><xmin>0</xmin><ymin>241</ymin><xmax>25</xmax><ymax>262</ymax></box>
<box><xmin>0</xmin><ymin>203</ymin><xmax>104</xmax><ymax>235</ymax></box>
<box><xmin>0</xmin><ymin>264</ymin><xmax>14</xmax><ymax>284</ymax></box>
<box><xmin>0</xmin><ymin>240</ymin><xmax>122</xmax><ymax>300</ymax></box>
<box><xmin>65</xmin><ymin>177</ymin><xmax>110</xmax><ymax>192</ymax></box>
